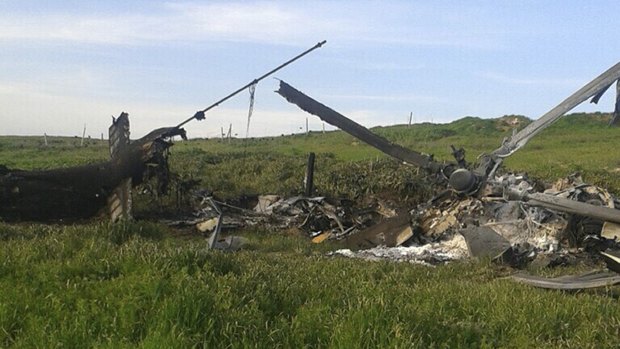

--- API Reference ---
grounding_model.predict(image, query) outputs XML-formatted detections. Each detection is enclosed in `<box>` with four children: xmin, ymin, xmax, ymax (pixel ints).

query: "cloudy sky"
<box><xmin>2</xmin><ymin>1</ymin><xmax>620</xmax><ymax>138</ymax></box>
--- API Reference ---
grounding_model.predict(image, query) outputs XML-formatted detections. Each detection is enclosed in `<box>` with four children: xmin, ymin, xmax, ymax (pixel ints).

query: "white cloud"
<box><xmin>0</xmin><ymin>1</ymin><xmax>505</xmax><ymax>49</ymax></box>
<box><xmin>0</xmin><ymin>2</ymin><xmax>334</xmax><ymax>46</ymax></box>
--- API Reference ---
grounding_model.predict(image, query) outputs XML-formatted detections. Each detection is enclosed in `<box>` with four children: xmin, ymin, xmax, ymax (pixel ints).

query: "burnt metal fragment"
<box><xmin>511</xmin><ymin>270</ymin><xmax>620</xmax><ymax>290</ymax></box>
<box><xmin>341</xmin><ymin>213</ymin><xmax>413</xmax><ymax>250</ymax></box>
<box><xmin>0</xmin><ymin>113</ymin><xmax>185</xmax><ymax>222</ymax></box>
<box><xmin>459</xmin><ymin>226</ymin><xmax>511</xmax><ymax>260</ymax></box>
<box><xmin>276</xmin><ymin>60</ymin><xmax>620</xmax><ymax>200</ymax></box>
<box><xmin>601</xmin><ymin>250</ymin><xmax>620</xmax><ymax>273</ymax></box>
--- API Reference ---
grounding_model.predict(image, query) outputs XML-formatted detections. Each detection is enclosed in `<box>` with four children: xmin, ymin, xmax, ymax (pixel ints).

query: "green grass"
<box><xmin>1</xmin><ymin>222</ymin><xmax>619</xmax><ymax>348</ymax></box>
<box><xmin>1</xmin><ymin>113</ymin><xmax>620</xmax><ymax>347</ymax></box>
<box><xmin>166</xmin><ymin>112</ymin><xmax>620</xmax><ymax>198</ymax></box>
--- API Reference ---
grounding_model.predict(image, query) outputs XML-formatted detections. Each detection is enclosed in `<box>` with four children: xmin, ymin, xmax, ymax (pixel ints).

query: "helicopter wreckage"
<box><xmin>0</xmin><ymin>112</ymin><xmax>188</xmax><ymax>222</ymax></box>
<box><xmin>2</xmin><ymin>41</ymin><xmax>620</xmax><ymax>288</ymax></box>
<box><xmin>273</xmin><ymin>61</ymin><xmax>620</xmax><ymax>289</ymax></box>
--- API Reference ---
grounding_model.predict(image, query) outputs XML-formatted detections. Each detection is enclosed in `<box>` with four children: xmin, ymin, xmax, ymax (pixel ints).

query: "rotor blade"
<box><xmin>493</xmin><ymin>61</ymin><xmax>620</xmax><ymax>158</ymax></box>
<box><xmin>176</xmin><ymin>40</ymin><xmax>326</xmax><ymax>129</ymax></box>
<box><xmin>276</xmin><ymin>80</ymin><xmax>443</xmax><ymax>172</ymax></box>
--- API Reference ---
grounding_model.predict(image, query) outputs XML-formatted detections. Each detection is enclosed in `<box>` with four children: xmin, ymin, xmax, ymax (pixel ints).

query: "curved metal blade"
<box><xmin>276</xmin><ymin>80</ymin><xmax>443</xmax><ymax>173</ymax></box>
<box><xmin>493</xmin><ymin>62</ymin><xmax>620</xmax><ymax>158</ymax></box>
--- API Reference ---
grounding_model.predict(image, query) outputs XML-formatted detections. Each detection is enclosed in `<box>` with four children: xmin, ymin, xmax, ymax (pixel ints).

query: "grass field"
<box><xmin>1</xmin><ymin>113</ymin><xmax>620</xmax><ymax>348</ymax></box>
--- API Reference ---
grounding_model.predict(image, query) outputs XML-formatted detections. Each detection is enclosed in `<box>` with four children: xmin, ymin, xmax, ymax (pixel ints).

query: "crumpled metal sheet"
<box><xmin>510</xmin><ymin>270</ymin><xmax>620</xmax><ymax>290</ymax></box>
<box><xmin>340</xmin><ymin>213</ymin><xmax>412</xmax><ymax>250</ymax></box>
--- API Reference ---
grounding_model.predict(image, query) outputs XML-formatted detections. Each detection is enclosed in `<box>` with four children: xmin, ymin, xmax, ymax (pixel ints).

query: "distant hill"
<box><xmin>1</xmin><ymin>112</ymin><xmax>618</xmax><ymax>197</ymax></box>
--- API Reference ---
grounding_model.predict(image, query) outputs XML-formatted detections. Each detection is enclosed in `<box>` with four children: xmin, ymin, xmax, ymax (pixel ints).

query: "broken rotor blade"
<box><xmin>276</xmin><ymin>80</ymin><xmax>443</xmax><ymax>172</ymax></box>
<box><xmin>511</xmin><ymin>270</ymin><xmax>620</xmax><ymax>290</ymax></box>
<box><xmin>493</xmin><ymin>61</ymin><xmax>620</xmax><ymax>158</ymax></box>
<box><xmin>176</xmin><ymin>40</ymin><xmax>327</xmax><ymax>129</ymax></box>
<box><xmin>505</xmin><ymin>187</ymin><xmax>620</xmax><ymax>225</ymax></box>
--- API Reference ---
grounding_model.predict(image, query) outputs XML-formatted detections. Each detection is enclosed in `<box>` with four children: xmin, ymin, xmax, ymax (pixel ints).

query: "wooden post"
<box><xmin>408</xmin><ymin>112</ymin><xmax>413</xmax><ymax>127</ymax></box>
<box><xmin>221</xmin><ymin>127</ymin><xmax>225</xmax><ymax>141</ymax></box>
<box><xmin>43</xmin><ymin>133</ymin><xmax>48</xmax><ymax>147</ymax></box>
<box><xmin>322</xmin><ymin>122</ymin><xmax>325</xmax><ymax>134</ymax></box>
<box><xmin>304</xmin><ymin>152</ymin><xmax>315</xmax><ymax>197</ymax></box>
<box><xmin>81</xmin><ymin>124</ymin><xmax>86</xmax><ymax>147</ymax></box>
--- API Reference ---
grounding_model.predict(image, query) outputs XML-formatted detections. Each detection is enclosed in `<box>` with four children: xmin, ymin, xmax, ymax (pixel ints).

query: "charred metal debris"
<box><xmin>0</xmin><ymin>41</ymin><xmax>326</xmax><ymax>223</ymax></box>
<box><xmin>0</xmin><ymin>112</ymin><xmax>185</xmax><ymax>222</ymax></box>
<box><xmin>274</xmin><ymin>61</ymin><xmax>620</xmax><ymax>289</ymax></box>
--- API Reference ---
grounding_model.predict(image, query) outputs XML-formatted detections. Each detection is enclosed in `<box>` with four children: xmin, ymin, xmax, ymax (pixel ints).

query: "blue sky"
<box><xmin>1</xmin><ymin>1</ymin><xmax>620</xmax><ymax>138</ymax></box>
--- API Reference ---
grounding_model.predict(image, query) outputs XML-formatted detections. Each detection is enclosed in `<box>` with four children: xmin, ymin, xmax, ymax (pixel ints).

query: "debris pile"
<box><xmin>274</xmin><ymin>60</ymin><xmax>620</xmax><ymax>289</ymax></box>
<box><xmin>332</xmin><ymin>174</ymin><xmax>619</xmax><ymax>259</ymax></box>
<box><xmin>167</xmin><ymin>170</ymin><xmax>619</xmax><ymax>275</ymax></box>
<box><xmin>167</xmin><ymin>192</ymin><xmax>403</xmax><ymax>239</ymax></box>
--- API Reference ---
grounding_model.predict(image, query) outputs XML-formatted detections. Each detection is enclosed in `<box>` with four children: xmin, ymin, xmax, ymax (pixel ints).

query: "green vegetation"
<box><xmin>1</xmin><ymin>113</ymin><xmax>620</xmax><ymax>347</ymax></box>
<box><xmin>1</xmin><ymin>222</ymin><xmax>619</xmax><ymax>348</ymax></box>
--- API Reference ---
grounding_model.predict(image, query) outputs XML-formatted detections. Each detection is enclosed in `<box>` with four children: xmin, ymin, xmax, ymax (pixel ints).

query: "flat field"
<box><xmin>1</xmin><ymin>113</ymin><xmax>619</xmax><ymax>348</ymax></box>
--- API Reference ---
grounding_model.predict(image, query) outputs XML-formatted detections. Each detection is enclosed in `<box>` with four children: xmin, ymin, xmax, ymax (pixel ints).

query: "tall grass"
<box><xmin>1</xmin><ymin>223</ymin><xmax>619</xmax><ymax>348</ymax></box>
